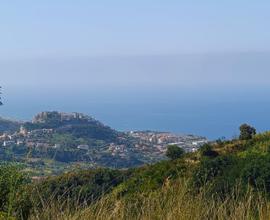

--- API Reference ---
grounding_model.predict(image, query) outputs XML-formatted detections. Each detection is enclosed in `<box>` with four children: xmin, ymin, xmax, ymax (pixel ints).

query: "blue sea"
<box><xmin>1</xmin><ymin>86</ymin><xmax>270</xmax><ymax>140</ymax></box>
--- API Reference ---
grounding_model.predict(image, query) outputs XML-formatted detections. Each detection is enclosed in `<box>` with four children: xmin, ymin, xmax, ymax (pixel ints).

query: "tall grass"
<box><xmin>0</xmin><ymin>165</ymin><xmax>29</xmax><ymax>220</ymax></box>
<box><xmin>29</xmin><ymin>179</ymin><xmax>270</xmax><ymax>220</ymax></box>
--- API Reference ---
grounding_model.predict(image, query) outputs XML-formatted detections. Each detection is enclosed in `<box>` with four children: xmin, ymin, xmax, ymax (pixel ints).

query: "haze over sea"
<box><xmin>1</xmin><ymin>52</ymin><xmax>270</xmax><ymax>140</ymax></box>
<box><xmin>1</xmin><ymin>82</ymin><xmax>270</xmax><ymax>140</ymax></box>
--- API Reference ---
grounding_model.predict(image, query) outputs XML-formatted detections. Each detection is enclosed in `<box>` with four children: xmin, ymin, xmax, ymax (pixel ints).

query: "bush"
<box><xmin>0</xmin><ymin>165</ymin><xmax>30</xmax><ymax>219</ymax></box>
<box><xmin>200</xmin><ymin>144</ymin><xmax>219</xmax><ymax>158</ymax></box>
<box><xmin>31</xmin><ymin>168</ymin><xmax>130</xmax><ymax>207</ymax></box>
<box><xmin>193</xmin><ymin>156</ymin><xmax>233</xmax><ymax>188</ymax></box>
<box><xmin>115</xmin><ymin>160</ymin><xmax>188</xmax><ymax>197</ymax></box>
<box><xmin>166</xmin><ymin>145</ymin><xmax>185</xmax><ymax>160</ymax></box>
<box><xmin>241</xmin><ymin>155</ymin><xmax>270</xmax><ymax>193</ymax></box>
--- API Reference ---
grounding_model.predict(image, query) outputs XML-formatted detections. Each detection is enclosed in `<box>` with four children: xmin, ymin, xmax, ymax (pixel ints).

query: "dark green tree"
<box><xmin>239</xmin><ymin>124</ymin><xmax>256</xmax><ymax>140</ymax></box>
<box><xmin>200</xmin><ymin>144</ymin><xmax>219</xmax><ymax>158</ymax></box>
<box><xmin>166</xmin><ymin>145</ymin><xmax>185</xmax><ymax>160</ymax></box>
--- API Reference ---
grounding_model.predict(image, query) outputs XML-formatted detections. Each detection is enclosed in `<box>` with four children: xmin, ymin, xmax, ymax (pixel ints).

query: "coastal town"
<box><xmin>0</xmin><ymin>126</ymin><xmax>208</xmax><ymax>161</ymax></box>
<box><xmin>0</xmin><ymin>112</ymin><xmax>208</xmax><ymax>174</ymax></box>
<box><xmin>127</xmin><ymin>131</ymin><xmax>207</xmax><ymax>153</ymax></box>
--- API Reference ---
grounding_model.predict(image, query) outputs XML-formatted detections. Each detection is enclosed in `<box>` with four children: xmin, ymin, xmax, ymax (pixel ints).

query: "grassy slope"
<box><xmin>4</xmin><ymin>131</ymin><xmax>270</xmax><ymax>219</ymax></box>
<box><xmin>112</xmin><ymin>132</ymin><xmax>270</xmax><ymax>197</ymax></box>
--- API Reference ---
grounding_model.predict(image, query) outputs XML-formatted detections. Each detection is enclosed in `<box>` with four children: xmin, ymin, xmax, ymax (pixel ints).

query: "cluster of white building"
<box><xmin>128</xmin><ymin>131</ymin><xmax>208</xmax><ymax>153</ymax></box>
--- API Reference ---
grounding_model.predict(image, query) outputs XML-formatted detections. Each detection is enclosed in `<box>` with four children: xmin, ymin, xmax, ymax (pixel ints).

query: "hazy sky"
<box><xmin>1</xmin><ymin>0</ymin><xmax>270</xmax><ymax>89</ymax></box>
<box><xmin>1</xmin><ymin>1</ymin><xmax>270</xmax><ymax>137</ymax></box>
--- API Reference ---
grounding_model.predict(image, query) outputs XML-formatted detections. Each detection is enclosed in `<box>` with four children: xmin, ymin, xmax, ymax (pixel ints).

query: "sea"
<box><xmin>1</xmin><ymin>86</ymin><xmax>270</xmax><ymax>140</ymax></box>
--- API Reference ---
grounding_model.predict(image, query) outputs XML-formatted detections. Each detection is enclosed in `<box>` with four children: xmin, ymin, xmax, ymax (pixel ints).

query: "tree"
<box><xmin>239</xmin><ymin>124</ymin><xmax>256</xmax><ymax>140</ymax></box>
<box><xmin>166</xmin><ymin>145</ymin><xmax>185</xmax><ymax>160</ymax></box>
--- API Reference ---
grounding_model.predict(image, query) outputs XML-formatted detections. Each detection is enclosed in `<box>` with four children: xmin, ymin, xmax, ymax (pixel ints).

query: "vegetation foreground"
<box><xmin>2</xmin><ymin>126</ymin><xmax>270</xmax><ymax>219</ymax></box>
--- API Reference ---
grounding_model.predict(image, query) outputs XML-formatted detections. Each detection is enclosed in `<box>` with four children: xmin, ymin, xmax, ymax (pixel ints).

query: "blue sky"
<box><xmin>1</xmin><ymin>0</ymin><xmax>270</xmax><ymax>58</ymax></box>
<box><xmin>1</xmin><ymin>0</ymin><xmax>270</xmax><ymax>88</ymax></box>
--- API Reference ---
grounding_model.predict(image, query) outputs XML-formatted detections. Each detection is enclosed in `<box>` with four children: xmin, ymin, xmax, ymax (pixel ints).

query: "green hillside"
<box><xmin>2</xmin><ymin>111</ymin><xmax>207</xmax><ymax>172</ymax></box>
<box><xmin>0</xmin><ymin>112</ymin><xmax>146</xmax><ymax>171</ymax></box>
<box><xmin>0</xmin><ymin>118</ymin><xmax>21</xmax><ymax>134</ymax></box>
<box><xmin>2</xmin><ymin>128</ymin><xmax>270</xmax><ymax>219</ymax></box>
<box><xmin>23</xmin><ymin>111</ymin><xmax>120</xmax><ymax>144</ymax></box>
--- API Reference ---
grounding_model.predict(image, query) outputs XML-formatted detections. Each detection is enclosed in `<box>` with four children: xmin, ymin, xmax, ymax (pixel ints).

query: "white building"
<box><xmin>3</xmin><ymin>141</ymin><xmax>16</xmax><ymax>147</ymax></box>
<box><xmin>77</xmin><ymin>145</ymin><xmax>89</xmax><ymax>150</ymax></box>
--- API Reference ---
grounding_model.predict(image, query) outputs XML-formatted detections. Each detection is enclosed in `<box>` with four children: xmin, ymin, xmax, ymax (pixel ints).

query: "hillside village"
<box><xmin>0</xmin><ymin>127</ymin><xmax>207</xmax><ymax>162</ymax></box>
<box><xmin>0</xmin><ymin>112</ymin><xmax>208</xmax><ymax>174</ymax></box>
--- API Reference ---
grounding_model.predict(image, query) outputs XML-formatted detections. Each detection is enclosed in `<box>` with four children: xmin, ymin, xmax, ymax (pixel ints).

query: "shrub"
<box><xmin>241</xmin><ymin>155</ymin><xmax>270</xmax><ymax>193</ymax></box>
<box><xmin>239</xmin><ymin>124</ymin><xmax>256</xmax><ymax>140</ymax></box>
<box><xmin>0</xmin><ymin>164</ymin><xmax>30</xmax><ymax>219</ymax></box>
<box><xmin>31</xmin><ymin>168</ymin><xmax>130</xmax><ymax>207</ymax></box>
<box><xmin>200</xmin><ymin>144</ymin><xmax>219</xmax><ymax>158</ymax></box>
<box><xmin>193</xmin><ymin>156</ymin><xmax>233</xmax><ymax>188</ymax></box>
<box><xmin>115</xmin><ymin>160</ymin><xmax>188</xmax><ymax>197</ymax></box>
<box><xmin>166</xmin><ymin>145</ymin><xmax>185</xmax><ymax>160</ymax></box>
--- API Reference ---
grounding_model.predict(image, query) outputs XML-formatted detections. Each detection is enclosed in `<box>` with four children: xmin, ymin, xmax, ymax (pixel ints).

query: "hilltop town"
<box><xmin>0</xmin><ymin>112</ymin><xmax>207</xmax><ymax>175</ymax></box>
